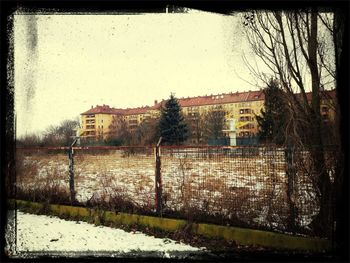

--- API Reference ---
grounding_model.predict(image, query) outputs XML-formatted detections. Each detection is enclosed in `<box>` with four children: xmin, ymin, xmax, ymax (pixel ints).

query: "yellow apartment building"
<box><xmin>80</xmin><ymin>105</ymin><xmax>120</xmax><ymax>140</ymax></box>
<box><xmin>79</xmin><ymin>89</ymin><xmax>337</xmax><ymax>143</ymax></box>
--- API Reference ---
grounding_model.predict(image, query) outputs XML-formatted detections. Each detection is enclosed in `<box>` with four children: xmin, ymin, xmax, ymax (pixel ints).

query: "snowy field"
<box><xmin>15</xmin><ymin>148</ymin><xmax>324</xmax><ymax>234</ymax></box>
<box><xmin>5</xmin><ymin>210</ymin><xmax>207</xmax><ymax>258</ymax></box>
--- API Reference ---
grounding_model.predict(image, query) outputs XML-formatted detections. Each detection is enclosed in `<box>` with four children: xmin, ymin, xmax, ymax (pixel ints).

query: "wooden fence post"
<box><xmin>155</xmin><ymin>137</ymin><xmax>162</xmax><ymax>216</ymax></box>
<box><xmin>68</xmin><ymin>138</ymin><xmax>78</xmax><ymax>204</ymax></box>
<box><xmin>285</xmin><ymin>144</ymin><xmax>297</xmax><ymax>233</ymax></box>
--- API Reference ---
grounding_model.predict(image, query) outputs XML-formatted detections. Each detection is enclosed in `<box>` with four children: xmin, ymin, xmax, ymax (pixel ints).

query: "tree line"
<box><xmin>105</xmin><ymin>94</ymin><xmax>228</xmax><ymax>146</ymax></box>
<box><xmin>16</xmin><ymin>119</ymin><xmax>80</xmax><ymax>147</ymax></box>
<box><xmin>16</xmin><ymin>86</ymin><xmax>337</xmax><ymax>148</ymax></box>
<box><xmin>16</xmin><ymin>94</ymin><xmax>229</xmax><ymax>147</ymax></box>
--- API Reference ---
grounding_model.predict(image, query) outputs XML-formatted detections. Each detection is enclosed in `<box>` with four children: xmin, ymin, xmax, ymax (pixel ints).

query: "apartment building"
<box><xmin>79</xmin><ymin>89</ymin><xmax>337</xmax><ymax>143</ymax></box>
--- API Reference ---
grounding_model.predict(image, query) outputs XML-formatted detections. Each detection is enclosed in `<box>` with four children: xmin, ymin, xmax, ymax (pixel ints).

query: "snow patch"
<box><xmin>6</xmin><ymin>211</ymin><xmax>205</xmax><ymax>258</ymax></box>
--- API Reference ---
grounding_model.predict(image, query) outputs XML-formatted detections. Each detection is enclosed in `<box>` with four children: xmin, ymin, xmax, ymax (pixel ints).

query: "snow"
<box><xmin>5</xmin><ymin>210</ymin><xmax>207</xmax><ymax>258</ymax></box>
<box><xmin>16</xmin><ymin>148</ymin><xmax>331</xmax><ymax>234</ymax></box>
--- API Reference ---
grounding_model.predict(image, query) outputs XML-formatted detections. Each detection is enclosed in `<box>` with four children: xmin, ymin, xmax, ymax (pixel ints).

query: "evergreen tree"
<box><xmin>159</xmin><ymin>94</ymin><xmax>188</xmax><ymax>145</ymax></box>
<box><xmin>256</xmin><ymin>79</ymin><xmax>287</xmax><ymax>145</ymax></box>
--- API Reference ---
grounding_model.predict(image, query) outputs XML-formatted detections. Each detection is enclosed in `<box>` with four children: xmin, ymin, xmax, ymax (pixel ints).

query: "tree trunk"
<box><xmin>285</xmin><ymin>145</ymin><xmax>297</xmax><ymax>232</ymax></box>
<box><xmin>307</xmin><ymin>8</ymin><xmax>332</xmax><ymax>237</ymax></box>
<box><xmin>333</xmin><ymin>7</ymin><xmax>348</xmax><ymax>258</ymax></box>
<box><xmin>68</xmin><ymin>147</ymin><xmax>76</xmax><ymax>204</ymax></box>
<box><xmin>310</xmin><ymin>147</ymin><xmax>332</xmax><ymax>237</ymax></box>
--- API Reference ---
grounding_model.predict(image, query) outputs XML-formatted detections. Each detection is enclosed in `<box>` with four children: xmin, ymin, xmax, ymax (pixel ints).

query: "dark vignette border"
<box><xmin>0</xmin><ymin>0</ymin><xmax>348</xmax><ymax>262</ymax></box>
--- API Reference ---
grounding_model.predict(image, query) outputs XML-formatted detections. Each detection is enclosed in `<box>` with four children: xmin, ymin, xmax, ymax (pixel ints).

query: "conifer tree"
<box><xmin>159</xmin><ymin>94</ymin><xmax>188</xmax><ymax>145</ymax></box>
<box><xmin>256</xmin><ymin>79</ymin><xmax>287</xmax><ymax>145</ymax></box>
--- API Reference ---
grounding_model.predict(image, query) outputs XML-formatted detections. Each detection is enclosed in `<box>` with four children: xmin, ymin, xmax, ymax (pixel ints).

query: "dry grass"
<box><xmin>15</xmin><ymin>148</ymin><xmax>331</xmax><ymax>235</ymax></box>
<box><xmin>16</xmin><ymin>152</ymin><xmax>70</xmax><ymax>204</ymax></box>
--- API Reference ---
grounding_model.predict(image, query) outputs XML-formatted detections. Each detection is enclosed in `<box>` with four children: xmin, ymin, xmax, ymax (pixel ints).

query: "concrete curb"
<box><xmin>10</xmin><ymin>199</ymin><xmax>330</xmax><ymax>252</ymax></box>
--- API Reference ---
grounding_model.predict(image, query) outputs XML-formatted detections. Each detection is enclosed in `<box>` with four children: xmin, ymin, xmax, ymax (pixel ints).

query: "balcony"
<box><xmin>239</xmin><ymin>108</ymin><xmax>254</xmax><ymax>114</ymax></box>
<box><xmin>84</xmin><ymin>131</ymin><xmax>96</xmax><ymax>136</ymax></box>
<box><xmin>239</xmin><ymin>124</ymin><xmax>255</xmax><ymax>131</ymax></box>
<box><xmin>129</xmin><ymin>120</ymin><xmax>138</xmax><ymax>125</ymax></box>
<box><xmin>239</xmin><ymin>116</ymin><xmax>254</xmax><ymax>122</ymax></box>
<box><xmin>85</xmin><ymin>114</ymin><xmax>95</xmax><ymax>119</ymax></box>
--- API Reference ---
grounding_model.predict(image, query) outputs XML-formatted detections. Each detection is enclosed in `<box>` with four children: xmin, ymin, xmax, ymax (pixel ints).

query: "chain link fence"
<box><xmin>15</xmin><ymin>145</ymin><xmax>339</xmax><ymax>238</ymax></box>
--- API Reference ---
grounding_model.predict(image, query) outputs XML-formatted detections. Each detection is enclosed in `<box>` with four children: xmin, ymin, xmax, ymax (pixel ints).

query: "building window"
<box><xmin>129</xmin><ymin>120</ymin><xmax>138</xmax><ymax>125</ymax></box>
<box><xmin>240</xmin><ymin>108</ymin><xmax>254</xmax><ymax>115</ymax></box>
<box><xmin>239</xmin><ymin>116</ymin><xmax>251</xmax><ymax>122</ymax></box>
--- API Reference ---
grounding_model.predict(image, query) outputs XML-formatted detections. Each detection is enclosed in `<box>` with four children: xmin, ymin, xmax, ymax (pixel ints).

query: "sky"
<box><xmin>14</xmin><ymin>9</ymin><xmax>264</xmax><ymax>137</ymax></box>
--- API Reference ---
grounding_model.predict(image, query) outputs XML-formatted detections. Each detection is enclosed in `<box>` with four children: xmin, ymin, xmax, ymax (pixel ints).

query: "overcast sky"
<box><xmin>14</xmin><ymin>9</ymin><xmax>263</xmax><ymax>137</ymax></box>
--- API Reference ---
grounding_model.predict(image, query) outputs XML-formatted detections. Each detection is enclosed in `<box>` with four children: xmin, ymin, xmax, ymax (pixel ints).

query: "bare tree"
<box><xmin>42</xmin><ymin>119</ymin><xmax>79</xmax><ymax>146</ymax></box>
<box><xmin>202</xmin><ymin>108</ymin><xmax>227</xmax><ymax>142</ymax></box>
<box><xmin>332</xmin><ymin>8</ymin><xmax>348</xmax><ymax>255</ymax></box>
<box><xmin>184</xmin><ymin>112</ymin><xmax>205</xmax><ymax>145</ymax></box>
<box><xmin>135</xmin><ymin>117</ymin><xmax>160</xmax><ymax>146</ymax></box>
<box><xmin>243</xmin><ymin>9</ymin><xmax>336</xmax><ymax>236</ymax></box>
<box><xmin>243</xmin><ymin>10</ymin><xmax>336</xmax><ymax>144</ymax></box>
<box><xmin>16</xmin><ymin>133</ymin><xmax>43</xmax><ymax>147</ymax></box>
<box><xmin>58</xmin><ymin>119</ymin><xmax>80</xmax><ymax>145</ymax></box>
<box><xmin>108</xmin><ymin>115</ymin><xmax>132</xmax><ymax>145</ymax></box>
<box><xmin>42</xmin><ymin>125</ymin><xmax>61</xmax><ymax>146</ymax></box>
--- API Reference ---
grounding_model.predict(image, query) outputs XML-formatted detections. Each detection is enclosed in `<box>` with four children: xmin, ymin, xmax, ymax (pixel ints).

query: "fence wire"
<box><xmin>161</xmin><ymin>147</ymin><xmax>289</xmax><ymax>231</ymax></box>
<box><xmin>15</xmin><ymin>145</ymin><xmax>338</xmax><ymax>237</ymax></box>
<box><xmin>73</xmin><ymin>147</ymin><xmax>155</xmax><ymax>213</ymax></box>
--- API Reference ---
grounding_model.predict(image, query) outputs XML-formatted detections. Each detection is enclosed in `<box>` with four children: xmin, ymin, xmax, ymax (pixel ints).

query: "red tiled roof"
<box><xmin>150</xmin><ymin>90</ymin><xmax>265</xmax><ymax>110</ymax></box>
<box><xmin>151</xmin><ymin>101</ymin><xmax>165</xmax><ymax>110</ymax></box>
<box><xmin>123</xmin><ymin>106</ymin><xmax>151</xmax><ymax>115</ymax></box>
<box><xmin>176</xmin><ymin>90</ymin><xmax>265</xmax><ymax>108</ymax></box>
<box><xmin>304</xmin><ymin>89</ymin><xmax>337</xmax><ymax>101</ymax></box>
<box><xmin>81</xmin><ymin>105</ymin><xmax>123</xmax><ymax>115</ymax></box>
<box><xmin>81</xmin><ymin>89</ymin><xmax>336</xmax><ymax>116</ymax></box>
<box><xmin>81</xmin><ymin>104</ymin><xmax>151</xmax><ymax>116</ymax></box>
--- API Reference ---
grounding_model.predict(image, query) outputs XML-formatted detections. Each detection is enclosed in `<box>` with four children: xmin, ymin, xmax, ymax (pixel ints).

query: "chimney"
<box><xmin>91</xmin><ymin>105</ymin><xmax>93</xmax><ymax>109</ymax></box>
<box><xmin>154</xmin><ymin>100</ymin><xmax>158</xmax><ymax>105</ymax></box>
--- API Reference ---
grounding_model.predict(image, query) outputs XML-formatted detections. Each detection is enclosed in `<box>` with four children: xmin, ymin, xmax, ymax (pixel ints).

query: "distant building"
<box><xmin>79</xmin><ymin>89</ymin><xmax>337</xmax><ymax>143</ymax></box>
<box><xmin>80</xmin><ymin>104</ymin><xmax>152</xmax><ymax>140</ymax></box>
